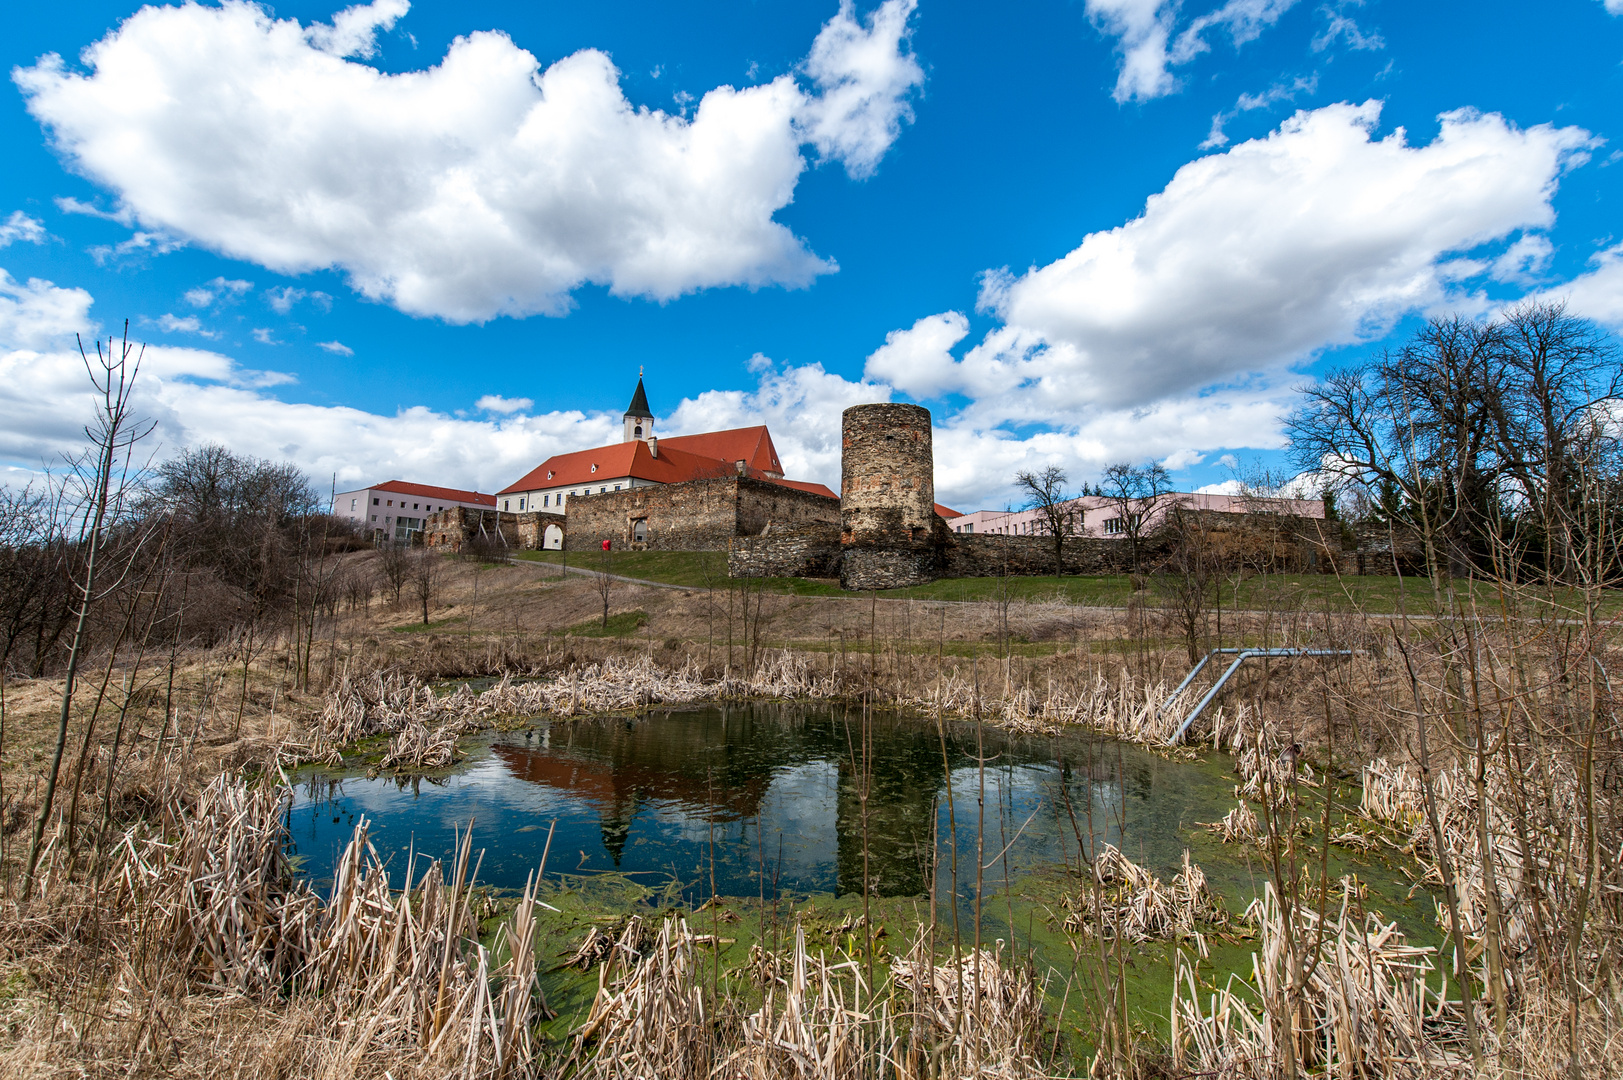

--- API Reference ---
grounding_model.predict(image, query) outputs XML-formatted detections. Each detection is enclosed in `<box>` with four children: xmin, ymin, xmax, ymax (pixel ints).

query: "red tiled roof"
<box><xmin>934</xmin><ymin>503</ymin><xmax>961</xmax><ymax>519</ymax></box>
<box><xmin>658</xmin><ymin>426</ymin><xmax>782</xmax><ymax>476</ymax></box>
<box><xmin>768</xmin><ymin>478</ymin><xmax>838</xmax><ymax>500</ymax></box>
<box><xmin>372</xmin><ymin>480</ymin><xmax>496</xmax><ymax>506</ymax></box>
<box><xmin>499</xmin><ymin>440</ymin><xmax>738</xmax><ymax>495</ymax></box>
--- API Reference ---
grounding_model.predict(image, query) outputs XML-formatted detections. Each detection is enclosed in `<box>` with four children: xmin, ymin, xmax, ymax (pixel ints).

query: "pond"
<box><xmin>287</xmin><ymin>702</ymin><xmax>1437</xmax><ymax>945</ymax></box>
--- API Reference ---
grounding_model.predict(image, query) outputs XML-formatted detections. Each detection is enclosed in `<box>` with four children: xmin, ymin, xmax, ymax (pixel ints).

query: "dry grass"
<box><xmin>1172</xmin><ymin>879</ymin><xmax>1471</xmax><ymax>1079</ymax></box>
<box><xmin>2</xmin><ymin>551</ymin><xmax>1619</xmax><ymax>1078</ymax></box>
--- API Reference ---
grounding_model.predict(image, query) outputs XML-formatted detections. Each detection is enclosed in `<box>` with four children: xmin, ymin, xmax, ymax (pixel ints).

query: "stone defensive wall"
<box><xmin>1168</xmin><ymin>508</ymin><xmax>1425</xmax><ymax>576</ymax></box>
<box><xmin>564</xmin><ymin>476</ymin><xmax>838</xmax><ymax>552</ymax></box>
<box><xmin>727</xmin><ymin>522</ymin><xmax>842</xmax><ymax>578</ymax></box>
<box><xmin>424</xmin><ymin>507</ymin><xmax>563</xmax><ymax>552</ymax></box>
<box><xmin>939</xmin><ymin>534</ymin><xmax>1141</xmax><ymax>577</ymax></box>
<box><xmin>725</xmin><ymin>507</ymin><xmax>1423</xmax><ymax>585</ymax></box>
<box><xmin>727</xmin><ymin>532</ymin><xmax>1142</xmax><ymax>584</ymax></box>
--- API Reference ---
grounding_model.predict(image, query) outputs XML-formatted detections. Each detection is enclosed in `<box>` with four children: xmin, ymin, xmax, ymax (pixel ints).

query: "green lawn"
<box><xmin>514</xmin><ymin>549</ymin><xmax>727</xmax><ymax>588</ymax></box>
<box><xmin>561</xmin><ymin>610</ymin><xmax>650</xmax><ymax>637</ymax></box>
<box><xmin>511</xmin><ymin>549</ymin><xmax>1605</xmax><ymax>616</ymax></box>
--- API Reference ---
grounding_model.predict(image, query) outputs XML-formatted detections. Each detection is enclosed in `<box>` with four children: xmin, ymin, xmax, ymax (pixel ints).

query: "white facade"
<box><xmin>334</xmin><ymin>483</ymin><xmax>497</xmax><ymax>542</ymax></box>
<box><xmin>498</xmin><ymin>475</ymin><xmax>657</xmax><ymax>514</ymax></box>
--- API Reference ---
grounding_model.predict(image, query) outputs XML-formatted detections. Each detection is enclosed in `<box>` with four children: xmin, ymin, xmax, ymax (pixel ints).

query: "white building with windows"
<box><xmin>333</xmin><ymin>480</ymin><xmax>498</xmax><ymax>543</ymax></box>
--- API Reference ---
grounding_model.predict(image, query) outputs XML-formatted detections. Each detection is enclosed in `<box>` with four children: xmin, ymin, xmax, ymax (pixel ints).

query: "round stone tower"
<box><xmin>839</xmin><ymin>403</ymin><xmax>944</xmax><ymax>589</ymax></box>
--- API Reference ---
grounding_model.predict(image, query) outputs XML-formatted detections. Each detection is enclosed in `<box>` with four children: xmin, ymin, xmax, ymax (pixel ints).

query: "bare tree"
<box><xmin>24</xmin><ymin>326</ymin><xmax>156</xmax><ymax>893</ymax></box>
<box><xmin>1492</xmin><ymin>300</ymin><xmax>1622</xmax><ymax>584</ymax></box>
<box><xmin>377</xmin><ymin>542</ymin><xmax>409</xmax><ymax>604</ymax></box>
<box><xmin>1288</xmin><ymin>303</ymin><xmax>1622</xmax><ymax>586</ymax></box>
<box><xmin>596</xmin><ymin>541</ymin><xmax>613</xmax><ymax>627</ymax></box>
<box><xmin>1015</xmin><ymin>465</ymin><xmax>1080</xmax><ymax>575</ymax></box>
<box><xmin>1154</xmin><ymin>510</ymin><xmax>1221</xmax><ymax>662</ymax></box>
<box><xmin>409</xmin><ymin>549</ymin><xmax>443</xmax><ymax>626</ymax></box>
<box><xmin>1099</xmin><ymin>461</ymin><xmax>1181</xmax><ymax>573</ymax></box>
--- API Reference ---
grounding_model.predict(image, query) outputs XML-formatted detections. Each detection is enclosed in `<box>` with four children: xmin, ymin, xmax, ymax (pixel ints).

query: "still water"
<box><xmin>288</xmin><ymin>702</ymin><xmax>1256</xmax><ymax>910</ymax></box>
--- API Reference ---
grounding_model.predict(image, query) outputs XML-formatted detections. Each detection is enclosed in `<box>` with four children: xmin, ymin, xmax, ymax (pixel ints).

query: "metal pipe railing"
<box><xmin>1168</xmin><ymin>648</ymin><xmax>1355</xmax><ymax>744</ymax></box>
<box><xmin>1156</xmin><ymin>648</ymin><xmax>1245</xmax><ymax>718</ymax></box>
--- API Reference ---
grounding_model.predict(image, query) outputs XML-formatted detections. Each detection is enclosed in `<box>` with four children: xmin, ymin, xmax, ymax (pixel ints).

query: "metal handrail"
<box><xmin>1168</xmin><ymin>648</ymin><xmax>1355</xmax><ymax>744</ymax></box>
<box><xmin>1156</xmin><ymin>648</ymin><xmax>1246</xmax><ymax>717</ymax></box>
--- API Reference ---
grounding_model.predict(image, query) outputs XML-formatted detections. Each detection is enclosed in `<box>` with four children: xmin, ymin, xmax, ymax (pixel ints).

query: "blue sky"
<box><xmin>2</xmin><ymin>0</ymin><xmax>1621</xmax><ymax>511</ymax></box>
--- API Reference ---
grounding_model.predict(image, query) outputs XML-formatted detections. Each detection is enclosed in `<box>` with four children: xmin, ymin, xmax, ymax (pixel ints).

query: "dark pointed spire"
<box><xmin>624</xmin><ymin>376</ymin><xmax>651</xmax><ymax>419</ymax></box>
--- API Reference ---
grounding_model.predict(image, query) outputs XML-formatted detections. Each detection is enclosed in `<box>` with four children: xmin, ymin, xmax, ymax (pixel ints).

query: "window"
<box><xmin>386</xmin><ymin>500</ymin><xmax>393</xmax><ymax>507</ymax></box>
<box><xmin>1104</xmin><ymin>515</ymin><xmax>1138</xmax><ymax>535</ymax></box>
<box><xmin>613</xmin><ymin>484</ymin><xmax>621</xmax><ymax>491</ymax></box>
<box><xmin>373</xmin><ymin>498</ymin><xmax>379</xmax><ymax>506</ymax></box>
<box><xmin>599</xmin><ymin>486</ymin><xmax>607</xmax><ymax>493</ymax></box>
<box><xmin>519</xmin><ymin>498</ymin><xmax>525</xmax><ymax>510</ymax></box>
<box><xmin>370</xmin><ymin>514</ymin><xmax>376</xmax><ymax>522</ymax></box>
<box><xmin>350</xmin><ymin>498</ymin><xmax>357</xmax><ymax>511</ymax></box>
<box><xmin>386</xmin><ymin>516</ymin><xmax>392</xmax><ymax>524</ymax></box>
<box><xmin>964</xmin><ymin>522</ymin><xmax>973</xmax><ymax>533</ymax></box>
<box><xmin>633</xmin><ymin>425</ymin><xmax>642</xmax><ymax>437</ymax></box>
<box><xmin>413</xmin><ymin>503</ymin><xmax>419</xmax><ymax>510</ymax></box>
<box><xmin>503</xmin><ymin>500</ymin><xmax>510</xmax><ymax>511</ymax></box>
<box><xmin>633</xmin><ymin>518</ymin><xmax>647</xmax><ymax>541</ymax></box>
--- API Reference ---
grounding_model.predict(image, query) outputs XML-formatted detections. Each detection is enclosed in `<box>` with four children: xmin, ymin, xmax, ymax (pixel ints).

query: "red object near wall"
<box><xmin>601</xmin><ymin>539</ymin><xmax>611</xmax><ymax>551</ymax></box>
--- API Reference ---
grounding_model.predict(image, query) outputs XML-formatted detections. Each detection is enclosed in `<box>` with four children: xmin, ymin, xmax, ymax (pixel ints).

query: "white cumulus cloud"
<box><xmin>1086</xmin><ymin>0</ymin><xmax>1300</xmax><ymax>103</ymax></box>
<box><xmin>317</xmin><ymin>340</ymin><xmax>355</xmax><ymax>356</ymax></box>
<box><xmin>798</xmin><ymin>0</ymin><xmax>922</xmax><ymax>178</ymax></box>
<box><xmin>1541</xmin><ymin>242</ymin><xmax>1623</xmax><ymax>327</ymax></box>
<box><xmin>0</xmin><ymin>212</ymin><xmax>47</xmax><ymax>248</ymax></box>
<box><xmin>862</xmin><ymin>311</ymin><xmax>969</xmax><ymax>398</ymax></box>
<box><xmin>477</xmin><ymin>394</ymin><xmax>532</xmax><ymax>414</ymax></box>
<box><xmin>265</xmin><ymin>287</ymin><xmax>306</xmax><ymax>315</ymax></box>
<box><xmin>0</xmin><ymin>264</ymin><xmax>873</xmax><ymax>498</ymax></box>
<box><xmin>155</xmin><ymin>313</ymin><xmax>216</xmax><ymax>337</ymax></box>
<box><xmin>968</xmin><ymin>102</ymin><xmax>1591</xmax><ymax>415</ymax></box>
<box><xmin>184</xmin><ymin>277</ymin><xmax>253</xmax><ymax>308</ymax></box>
<box><xmin>0</xmin><ymin>271</ymin><xmax>93</xmax><ymax>352</ymax></box>
<box><xmin>16</xmin><ymin>0</ymin><xmax>923</xmax><ymax>324</ymax></box>
<box><xmin>853</xmin><ymin>101</ymin><xmax>1597</xmax><ymax>507</ymax></box>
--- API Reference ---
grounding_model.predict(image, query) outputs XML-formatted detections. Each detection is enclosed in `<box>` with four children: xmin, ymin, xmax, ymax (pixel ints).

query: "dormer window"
<box><xmin>547</xmin><ymin>470</ymin><xmax>554</xmax><ymax>479</ymax></box>
<box><xmin>590</xmin><ymin>463</ymin><xmax>598</xmax><ymax>473</ymax></box>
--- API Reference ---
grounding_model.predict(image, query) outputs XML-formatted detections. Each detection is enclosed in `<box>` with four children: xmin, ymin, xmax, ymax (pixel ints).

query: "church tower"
<box><xmin>623</xmin><ymin>375</ymin><xmax>653</xmax><ymax>443</ymax></box>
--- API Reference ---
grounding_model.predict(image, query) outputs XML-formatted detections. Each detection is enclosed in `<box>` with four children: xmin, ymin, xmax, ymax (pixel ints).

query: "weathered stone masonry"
<box><xmin>564</xmin><ymin>476</ymin><xmax>839</xmax><ymax>552</ymax></box>
<box><xmin>838</xmin><ymin>403</ymin><xmax>949</xmax><ymax>589</ymax></box>
<box><xmin>727</xmin><ymin>522</ymin><xmax>843</xmax><ymax>578</ymax></box>
<box><xmin>423</xmin><ymin>507</ymin><xmax>563</xmax><ymax>552</ymax></box>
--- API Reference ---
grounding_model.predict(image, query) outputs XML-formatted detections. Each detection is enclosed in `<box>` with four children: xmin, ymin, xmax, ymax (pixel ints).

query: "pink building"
<box><xmin>945</xmin><ymin>492</ymin><xmax>1323</xmax><ymax>539</ymax></box>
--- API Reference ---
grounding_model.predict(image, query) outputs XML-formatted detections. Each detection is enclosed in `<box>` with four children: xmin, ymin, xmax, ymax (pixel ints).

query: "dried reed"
<box><xmin>1172</xmin><ymin>879</ymin><xmax>1471</xmax><ymax>1079</ymax></box>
